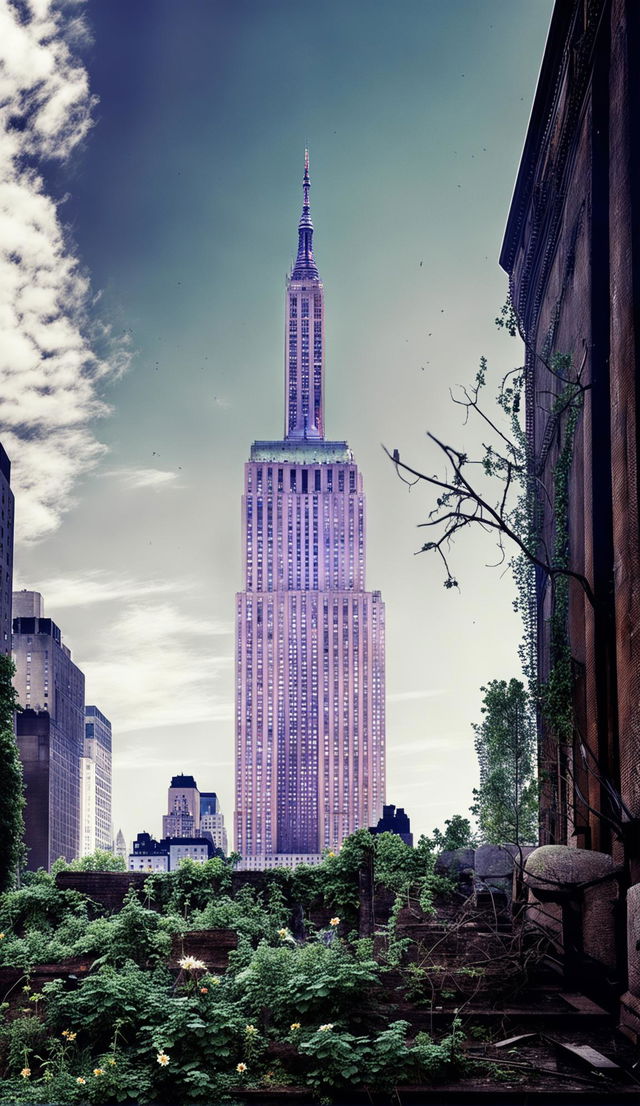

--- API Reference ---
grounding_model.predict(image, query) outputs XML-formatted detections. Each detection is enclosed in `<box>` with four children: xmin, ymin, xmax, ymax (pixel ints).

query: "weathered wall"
<box><xmin>501</xmin><ymin>0</ymin><xmax>640</xmax><ymax>870</ymax></box>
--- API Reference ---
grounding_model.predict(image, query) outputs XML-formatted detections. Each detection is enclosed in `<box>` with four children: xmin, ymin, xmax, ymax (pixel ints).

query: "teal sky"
<box><xmin>12</xmin><ymin>0</ymin><xmax>554</xmax><ymax>848</ymax></box>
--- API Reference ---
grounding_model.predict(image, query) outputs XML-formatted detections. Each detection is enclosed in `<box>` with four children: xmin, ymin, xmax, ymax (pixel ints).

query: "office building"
<box><xmin>13</xmin><ymin>591</ymin><xmax>85</xmax><ymax>869</ymax></box>
<box><xmin>0</xmin><ymin>445</ymin><xmax>14</xmax><ymax>654</ymax></box>
<box><xmin>80</xmin><ymin>706</ymin><xmax>112</xmax><ymax>856</ymax></box>
<box><xmin>235</xmin><ymin>154</ymin><xmax>386</xmax><ymax>867</ymax></box>
<box><xmin>128</xmin><ymin>831</ymin><xmax>216</xmax><ymax>872</ymax></box>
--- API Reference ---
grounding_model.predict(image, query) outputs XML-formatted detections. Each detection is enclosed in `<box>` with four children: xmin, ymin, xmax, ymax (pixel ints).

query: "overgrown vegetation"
<box><xmin>0</xmin><ymin>654</ymin><xmax>25</xmax><ymax>892</ymax></box>
<box><xmin>0</xmin><ymin>832</ymin><xmax>480</xmax><ymax>1103</ymax></box>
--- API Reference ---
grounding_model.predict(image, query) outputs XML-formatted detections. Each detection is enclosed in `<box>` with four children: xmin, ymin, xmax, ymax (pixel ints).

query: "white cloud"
<box><xmin>101</xmin><ymin>467</ymin><xmax>180</xmax><ymax>491</ymax></box>
<box><xmin>387</xmin><ymin>689</ymin><xmax>446</xmax><ymax>703</ymax></box>
<box><xmin>0</xmin><ymin>0</ymin><xmax>127</xmax><ymax>543</ymax></box>
<box><xmin>23</xmin><ymin>569</ymin><xmax>184</xmax><ymax>609</ymax></box>
<box><xmin>81</xmin><ymin>601</ymin><xmax>233</xmax><ymax>734</ymax></box>
<box><xmin>115</xmin><ymin>748</ymin><xmax>233</xmax><ymax>771</ymax></box>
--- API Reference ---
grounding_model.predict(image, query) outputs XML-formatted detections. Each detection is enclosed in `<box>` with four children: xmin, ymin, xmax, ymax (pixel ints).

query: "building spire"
<box><xmin>291</xmin><ymin>148</ymin><xmax>319</xmax><ymax>280</ymax></box>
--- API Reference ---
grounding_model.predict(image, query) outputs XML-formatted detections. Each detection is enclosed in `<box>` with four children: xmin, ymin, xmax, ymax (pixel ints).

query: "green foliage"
<box><xmin>0</xmin><ymin>655</ymin><xmax>25</xmax><ymax>892</ymax></box>
<box><xmin>143</xmin><ymin>856</ymin><xmax>233</xmax><ymax>914</ymax></box>
<box><xmin>234</xmin><ymin>938</ymin><xmax>380</xmax><ymax>1031</ymax></box>
<box><xmin>471</xmin><ymin>678</ymin><xmax>538</xmax><ymax>845</ymax></box>
<box><xmin>52</xmin><ymin>851</ymin><xmax>126</xmax><ymax>873</ymax></box>
<box><xmin>0</xmin><ymin>832</ymin><xmax>484</xmax><ymax>1102</ymax></box>
<box><xmin>431</xmin><ymin>815</ymin><xmax>477</xmax><ymax>851</ymax></box>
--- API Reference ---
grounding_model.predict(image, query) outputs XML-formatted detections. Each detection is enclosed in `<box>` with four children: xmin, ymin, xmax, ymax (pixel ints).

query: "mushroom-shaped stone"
<box><xmin>524</xmin><ymin>845</ymin><xmax>616</xmax><ymax>902</ymax></box>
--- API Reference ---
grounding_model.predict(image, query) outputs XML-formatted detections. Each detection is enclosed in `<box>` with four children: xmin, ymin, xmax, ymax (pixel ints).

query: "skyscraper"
<box><xmin>80</xmin><ymin>706</ymin><xmax>113</xmax><ymax>855</ymax></box>
<box><xmin>163</xmin><ymin>773</ymin><xmax>200</xmax><ymax>838</ymax></box>
<box><xmin>235</xmin><ymin>154</ymin><xmax>386</xmax><ymax>868</ymax></box>
<box><xmin>13</xmin><ymin>591</ymin><xmax>85</xmax><ymax>869</ymax></box>
<box><xmin>0</xmin><ymin>445</ymin><xmax>14</xmax><ymax>654</ymax></box>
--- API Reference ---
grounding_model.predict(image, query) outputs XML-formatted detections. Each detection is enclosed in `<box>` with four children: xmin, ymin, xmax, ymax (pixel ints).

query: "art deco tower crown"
<box><xmin>285</xmin><ymin>150</ymin><xmax>324</xmax><ymax>441</ymax></box>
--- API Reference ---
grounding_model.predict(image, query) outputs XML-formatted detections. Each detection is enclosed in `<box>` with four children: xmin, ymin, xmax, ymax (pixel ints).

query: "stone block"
<box><xmin>626</xmin><ymin>882</ymin><xmax>640</xmax><ymax>996</ymax></box>
<box><xmin>582</xmin><ymin>876</ymin><xmax>619</xmax><ymax>969</ymax></box>
<box><xmin>434</xmin><ymin>848</ymin><xmax>475</xmax><ymax>876</ymax></box>
<box><xmin>523</xmin><ymin>845</ymin><xmax>617</xmax><ymax>901</ymax></box>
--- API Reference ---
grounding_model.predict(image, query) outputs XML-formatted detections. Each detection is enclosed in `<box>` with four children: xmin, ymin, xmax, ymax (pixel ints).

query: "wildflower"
<box><xmin>178</xmin><ymin>955</ymin><xmax>206</xmax><ymax>971</ymax></box>
<box><xmin>329</xmin><ymin>917</ymin><xmax>340</xmax><ymax>927</ymax></box>
<box><xmin>245</xmin><ymin>1024</ymin><xmax>258</xmax><ymax>1035</ymax></box>
<box><xmin>76</xmin><ymin>1077</ymin><xmax>86</xmax><ymax>1085</ymax></box>
<box><xmin>236</xmin><ymin>1062</ymin><xmax>247</xmax><ymax>1073</ymax></box>
<box><xmin>0</xmin><ymin>932</ymin><xmax>4</xmax><ymax>940</ymax></box>
<box><xmin>277</xmin><ymin>927</ymin><xmax>289</xmax><ymax>939</ymax></box>
<box><xmin>156</xmin><ymin>1051</ymin><xmax>170</xmax><ymax>1066</ymax></box>
<box><xmin>20</xmin><ymin>1068</ymin><xmax>30</xmax><ymax>1079</ymax></box>
<box><xmin>94</xmin><ymin>1068</ymin><xmax>105</xmax><ymax>1077</ymax></box>
<box><xmin>108</xmin><ymin>1058</ymin><xmax>117</xmax><ymax>1066</ymax></box>
<box><xmin>62</xmin><ymin>1030</ymin><xmax>77</xmax><ymax>1041</ymax></box>
<box><xmin>200</xmin><ymin>986</ymin><xmax>208</xmax><ymax>993</ymax></box>
<box><xmin>318</xmin><ymin>1023</ymin><xmax>334</xmax><ymax>1032</ymax></box>
<box><xmin>327</xmin><ymin>851</ymin><xmax>335</xmax><ymax>858</ymax></box>
<box><xmin>290</xmin><ymin>1022</ymin><xmax>301</xmax><ymax>1031</ymax></box>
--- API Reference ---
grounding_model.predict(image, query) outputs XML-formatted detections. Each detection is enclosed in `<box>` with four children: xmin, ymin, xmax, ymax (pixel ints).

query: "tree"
<box><xmin>471</xmin><ymin>678</ymin><xmax>538</xmax><ymax>846</ymax></box>
<box><xmin>431</xmin><ymin>815</ymin><xmax>477</xmax><ymax>851</ymax></box>
<box><xmin>51</xmin><ymin>850</ymin><xmax>126</xmax><ymax>873</ymax></box>
<box><xmin>0</xmin><ymin>654</ymin><xmax>25</xmax><ymax>890</ymax></box>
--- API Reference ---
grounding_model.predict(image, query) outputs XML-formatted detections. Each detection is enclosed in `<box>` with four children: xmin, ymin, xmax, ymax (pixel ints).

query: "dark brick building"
<box><xmin>501</xmin><ymin>0</ymin><xmax>640</xmax><ymax>880</ymax></box>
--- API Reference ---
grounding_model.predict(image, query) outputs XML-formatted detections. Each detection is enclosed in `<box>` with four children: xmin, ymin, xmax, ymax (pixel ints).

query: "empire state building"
<box><xmin>235</xmin><ymin>154</ymin><xmax>385</xmax><ymax>868</ymax></box>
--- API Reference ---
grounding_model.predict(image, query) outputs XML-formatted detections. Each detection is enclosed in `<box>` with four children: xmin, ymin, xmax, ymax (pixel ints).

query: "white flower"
<box><xmin>329</xmin><ymin>917</ymin><xmax>340</xmax><ymax>927</ymax></box>
<box><xmin>236</xmin><ymin>1062</ymin><xmax>247</xmax><ymax>1073</ymax></box>
<box><xmin>318</xmin><ymin>1023</ymin><xmax>334</xmax><ymax>1032</ymax></box>
<box><xmin>178</xmin><ymin>955</ymin><xmax>206</xmax><ymax>971</ymax></box>
<box><xmin>156</xmin><ymin>1051</ymin><xmax>170</xmax><ymax>1066</ymax></box>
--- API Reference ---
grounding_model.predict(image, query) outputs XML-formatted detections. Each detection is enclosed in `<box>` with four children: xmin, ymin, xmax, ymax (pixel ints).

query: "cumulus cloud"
<box><xmin>81</xmin><ymin>601</ymin><xmax>233</xmax><ymax>734</ymax></box>
<box><xmin>0</xmin><ymin>0</ymin><xmax>127</xmax><ymax>543</ymax></box>
<box><xmin>101</xmin><ymin>468</ymin><xmax>180</xmax><ymax>491</ymax></box>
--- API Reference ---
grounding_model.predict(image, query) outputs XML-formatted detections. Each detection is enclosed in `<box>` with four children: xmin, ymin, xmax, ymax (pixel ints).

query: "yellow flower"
<box><xmin>62</xmin><ymin>1029</ymin><xmax>77</xmax><ymax>1041</ymax></box>
<box><xmin>108</xmin><ymin>1058</ymin><xmax>117</xmax><ymax>1066</ymax></box>
<box><xmin>290</xmin><ymin>1022</ymin><xmax>301</xmax><ymax>1031</ymax></box>
<box><xmin>245</xmin><ymin>1024</ymin><xmax>258</xmax><ymax>1035</ymax></box>
<box><xmin>277</xmin><ymin>927</ymin><xmax>289</xmax><ymax>938</ymax></box>
<box><xmin>20</xmin><ymin>1067</ymin><xmax>30</xmax><ymax>1079</ymax></box>
<box><xmin>318</xmin><ymin>1023</ymin><xmax>334</xmax><ymax>1032</ymax></box>
<box><xmin>327</xmin><ymin>851</ymin><xmax>335</xmax><ymax>858</ymax></box>
<box><xmin>76</xmin><ymin>1077</ymin><xmax>86</xmax><ymax>1085</ymax></box>
<box><xmin>93</xmin><ymin>1068</ymin><xmax>105</xmax><ymax>1077</ymax></box>
<box><xmin>0</xmin><ymin>932</ymin><xmax>5</xmax><ymax>940</ymax></box>
<box><xmin>329</xmin><ymin>917</ymin><xmax>340</xmax><ymax>927</ymax></box>
<box><xmin>156</xmin><ymin>1051</ymin><xmax>170</xmax><ymax>1066</ymax></box>
<box><xmin>236</xmin><ymin>1062</ymin><xmax>247</xmax><ymax>1073</ymax></box>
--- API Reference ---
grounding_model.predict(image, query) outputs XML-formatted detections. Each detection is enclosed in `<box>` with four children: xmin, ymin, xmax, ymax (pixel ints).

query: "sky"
<box><xmin>1</xmin><ymin>0</ymin><xmax>554</xmax><ymax>851</ymax></box>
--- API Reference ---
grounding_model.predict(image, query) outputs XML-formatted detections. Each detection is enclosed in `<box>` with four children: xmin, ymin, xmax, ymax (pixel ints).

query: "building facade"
<box><xmin>80</xmin><ymin>706</ymin><xmax>113</xmax><ymax>855</ymax></box>
<box><xmin>163</xmin><ymin>774</ymin><xmax>200</xmax><ymax>838</ymax></box>
<box><xmin>235</xmin><ymin>155</ymin><xmax>386</xmax><ymax>865</ymax></box>
<box><xmin>0</xmin><ymin>445</ymin><xmax>14</xmax><ymax>654</ymax></box>
<box><xmin>500</xmin><ymin>0</ymin><xmax>640</xmax><ymax>1034</ymax></box>
<box><xmin>13</xmin><ymin>591</ymin><xmax>85</xmax><ymax>869</ymax></box>
<box><xmin>128</xmin><ymin>831</ymin><xmax>216</xmax><ymax>872</ymax></box>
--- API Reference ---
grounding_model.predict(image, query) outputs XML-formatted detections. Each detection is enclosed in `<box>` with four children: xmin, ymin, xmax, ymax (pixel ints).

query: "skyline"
<box><xmin>2</xmin><ymin>0</ymin><xmax>554</xmax><ymax>849</ymax></box>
